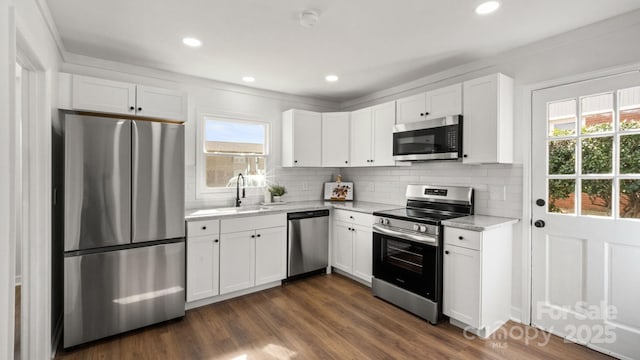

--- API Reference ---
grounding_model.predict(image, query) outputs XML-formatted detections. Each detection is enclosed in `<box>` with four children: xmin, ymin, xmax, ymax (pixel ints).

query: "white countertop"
<box><xmin>185</xmin><ymin>200</ymin><xmax>399</xmax><ymax>221</ymax></box>
<box><xmin>442</xmin><ymin>215</ymin><xmax>519</xmax><ymax>231</ymax></box>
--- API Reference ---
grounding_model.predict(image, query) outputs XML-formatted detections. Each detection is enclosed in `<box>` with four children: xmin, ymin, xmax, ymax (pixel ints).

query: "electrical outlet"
<box><xmin>367</xmin><ymin>182</ymin><xmax>375</xmax><ymax>192</ymax></box>
<box><xmin>302</xmin><ymin>182</ymin><xmax>309</xmax><ymax>191</ymax></box>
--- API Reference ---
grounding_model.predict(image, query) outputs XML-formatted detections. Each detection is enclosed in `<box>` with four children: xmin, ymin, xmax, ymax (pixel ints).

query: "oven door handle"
<box><xmin>373</xmin><ymin>225</ymin><xmax>439</xmax><ymax>246</ymax></box>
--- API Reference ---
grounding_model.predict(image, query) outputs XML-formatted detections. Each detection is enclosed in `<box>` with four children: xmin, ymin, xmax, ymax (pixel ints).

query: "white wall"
<box><xmin>338</xmin><ymin>9</ymin><xmax>640</xmax><ymax>322</ymax></box>
<box><xmin>61</xmin><ymin>58</ymin><xmax>341</xmax><ymax>210</ymax></box>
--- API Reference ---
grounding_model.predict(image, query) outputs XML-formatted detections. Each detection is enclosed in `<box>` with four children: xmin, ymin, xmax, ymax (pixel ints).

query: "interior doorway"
<box><xmin>12</xmin><ymin>61</ymin><xmax>23</xmax><ymax>360</ymax></box>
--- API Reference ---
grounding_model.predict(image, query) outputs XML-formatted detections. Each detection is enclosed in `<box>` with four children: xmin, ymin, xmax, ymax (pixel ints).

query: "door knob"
<box><xmin>534</xmin><ymin>220</ymin><xmax>546</xmax><ymax>228</ymax></box>
<box><xmin>536</xmin><ymin>199</ymin><xmax>546</xmax><ymax>206</ymax></box>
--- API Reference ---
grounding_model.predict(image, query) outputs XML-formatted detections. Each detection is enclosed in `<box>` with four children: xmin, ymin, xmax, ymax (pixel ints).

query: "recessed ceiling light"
<box><xmin>182</xmin><ymin>37</ymin><xmax>202</xmax><ymax>47</ymax></box>
<box><xmin>325</xmin><ymin>74</ymin><xmax>339</xmax><ymax>82</ymax></box>
<box><xmin>475</xmin><ymin>1</ymin><xmax>501</xmax><ymax>15</ymax></box>
<box><xmin>242</xmin><ymin>76</ymin><xmax>255</xmax><ymax>83</ymax></box>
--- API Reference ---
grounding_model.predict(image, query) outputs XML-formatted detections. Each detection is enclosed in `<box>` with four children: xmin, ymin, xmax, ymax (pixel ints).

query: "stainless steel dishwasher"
<box><xmin>287</xmin><ymin>209</ymin><xmax>330</xmax><ymax>279</ymax></box>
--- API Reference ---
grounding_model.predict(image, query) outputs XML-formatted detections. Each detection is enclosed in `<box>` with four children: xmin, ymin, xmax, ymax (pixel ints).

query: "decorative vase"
<box><xmin>273</xmin><ymin>195</ymin><xmax>283</xmax><ymax>202</ymax></box>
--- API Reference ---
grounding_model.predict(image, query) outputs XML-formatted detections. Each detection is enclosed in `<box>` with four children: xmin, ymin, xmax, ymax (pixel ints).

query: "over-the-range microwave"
<box><xmin>392</xmin><ymin>115</ymin><xmax>462</xmax><ymax>161</ymax></box>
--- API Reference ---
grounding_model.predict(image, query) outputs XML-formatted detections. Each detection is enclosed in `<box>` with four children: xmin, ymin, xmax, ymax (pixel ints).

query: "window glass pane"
<box><xmin>548</xmin><ymin>99</ymin><xmax>577</xmax><ymax>136</ymax></box>
<box><xmin>620</xmin><ymin>179</ymin><xmax>640</xmax><ymax>219</ymax></box>
<box><xmin>205</xmin><ymin>155</ymin><xmax>266</xmax><ymax>188</ymax></box>
<box><xmin>619</xmin><ymin>86</ymin><xmax>640</xmax><ymax>131</ymax></box>
<box><xmin>581</xmin><ymin>179</ymin><xmax>612</xmax><ymax>217</ymax></box>
<box><xmin>620</xmin><ymin>134</ymin><xmax>640</xmax><ymax>174</ymax></box>
<box><xmin>581</xmin><ymin>93</ymin><xmax>613</xmax><ymax>134</ymax></box>
<box><xmin>581</xmin><ymin>136</ymin><xmax>613</xmax><ymax>174</ymax></box>
<box><xmin>548</xmin><ymin>139</ymin><xmax>575</xmax><ymax>175</ymax></box>
<box><xmin>548</xmin><ymin>179</ymin><xmax>575</xmax><ymax>214</ymax></box>
<box><xmin>205</xmin><ymin>118</ymin><xmax>266</xmax><ymax>154</ymax></box>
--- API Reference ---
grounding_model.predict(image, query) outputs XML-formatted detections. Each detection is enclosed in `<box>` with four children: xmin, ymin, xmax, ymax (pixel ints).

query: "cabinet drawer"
<box><xmin>221</xmin><ymin>213</ymin><xmax>286</xmax><ymax>234</ymax></box>
<box><xmin>333</xmin><ymin>209</ymin><xmax>373</xmax><ymax>227</ymax></box>
<box><xmin>444</xmin><ymin>227</ymin><xmax>481</xmax><ymax>251</ymax></box>
<box><xmin>187</xmin><ymin>219</ymin><xmax>220</xmax><ymax>237</ymax></box>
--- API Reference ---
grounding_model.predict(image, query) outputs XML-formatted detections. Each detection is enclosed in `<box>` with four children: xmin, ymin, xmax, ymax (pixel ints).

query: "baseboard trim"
<box><xmin>51</xmin><ymin>315</ymin><xmax>63</xmax><ymax>359</ymax></box>
<box><xmin>185</xmin><ymin>281</ymin><xmax>282</xmax><ymax>311</ymax></box>
<box><xmin>510</xmin><ymin>306</ymin><xmax>522</xmax><ymax>324</ymax></box>
<box><xmin>331</xmin><ymin>267</ymin><xmax>371</xmax><ymax>287</ymax></box>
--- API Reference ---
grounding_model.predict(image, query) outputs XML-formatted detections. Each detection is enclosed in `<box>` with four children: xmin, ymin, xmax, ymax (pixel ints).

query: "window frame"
<box><xmin>196</xmin><ymin>111</ymin><xmax>271</xmax><ymax>198</ymax></box>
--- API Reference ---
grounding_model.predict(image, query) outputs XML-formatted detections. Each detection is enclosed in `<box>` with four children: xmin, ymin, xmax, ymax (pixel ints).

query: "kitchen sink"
<box><xmin>189</xmin><ymin>205</ymin><xmax>272</xmax><ymax>217</ymax></box>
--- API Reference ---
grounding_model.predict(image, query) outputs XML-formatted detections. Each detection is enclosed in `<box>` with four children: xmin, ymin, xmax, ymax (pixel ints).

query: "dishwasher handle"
<box><xmin>287</xmin><ymin>209</ymin><xmax>330</xmax><ymax>220</ymax></box>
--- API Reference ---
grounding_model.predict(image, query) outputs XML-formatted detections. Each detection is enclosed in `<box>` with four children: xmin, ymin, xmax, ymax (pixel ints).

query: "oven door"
<box><xmin>372</xmin><ymin>230</ymin><xmax>439</xmax><ymax>301</ymax></box>
<box><xmin>392</xmin><ymin>116</ymin><xmax>461</xmax><ymax>161</ymax></box>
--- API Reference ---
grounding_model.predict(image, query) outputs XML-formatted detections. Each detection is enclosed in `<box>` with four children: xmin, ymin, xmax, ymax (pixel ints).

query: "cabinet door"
<box><xmin>220</xmin><ymin>231</ymin><xmax>255</xmax><ymax>295</ymax></box>
<box><xmin>371</xmin><ymin>101</ymin><xmax>396</xmax><ymax>166</ymax></box>
<box><xmin>352</xmin><ymin>224</ymin><xmax>373</xmax><ymax>283</ymax></box>
<box><xmin>349</xmin><ymin>108</ymin><xmax>373</xmax><ymax>167</ymax></box>
<box><xmin>322</xmin><ymin>112</ymin><xmax>350</xmax><ymax>167</ymax></box>
<box><xmin>443</xmin><ymin>244</ymin><xmax>481</xmax><ymax>328</ymax></box>
<box><xmin>396</xmin><ymin>93</ymin><xmax>426</xmax><ymax>124</ymax></box>
<box><xmin>186</xmin><ymin>235</ymin><xmax>219</xmax><ymax>302</ymax></box>
<box><xmin>333</xmin><ymin>221</ymin><xmax>353</xmax><ymax>273</ymax></box>
<box><xmin>255</xmin><ymin>226</ymin><xmax>287</xmax><ymax>286</ymax></box>
<box><xmin>462</xmin><ymin>74</ymin><xmax>513</xmax><ymax>164</ymax></box>
<box><xmin>136</xmin><ymin>85</ymin><xmax>187</xmax><ymax>122</ymax></box>
<box><xmin>72</xmin><ymin>75</ymin><xmax>136</xmax><ymax>116</ymax></box>
<box><xmin>293</xmin><ymin>110</ymin><xmax>322</xmax><ymax>167</ymax></box>
<box><xmin>426</xmin><ymin>83</ymin><xmax>462</xmax><ymax>119</ymax></box>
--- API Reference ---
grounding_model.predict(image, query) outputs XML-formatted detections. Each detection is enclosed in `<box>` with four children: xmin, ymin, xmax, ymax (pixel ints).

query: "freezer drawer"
<box><xmin>64</xmin><ymin>241</ymin><xmax>185</xmax><ymax>348</ymax></box>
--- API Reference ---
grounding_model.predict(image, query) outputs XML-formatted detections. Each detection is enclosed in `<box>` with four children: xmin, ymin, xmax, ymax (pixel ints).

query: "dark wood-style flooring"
<box><xmin>56</xmin><ymin>274</ymin><xmax>611</xmax><ymax>360</ymax></box>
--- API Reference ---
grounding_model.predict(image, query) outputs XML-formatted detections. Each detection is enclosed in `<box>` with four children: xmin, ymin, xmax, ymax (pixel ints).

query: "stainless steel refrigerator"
<box><xmin>62</xmin><ymin>113</ymin><xmax>185</xmax><ymax>348</ymax></box>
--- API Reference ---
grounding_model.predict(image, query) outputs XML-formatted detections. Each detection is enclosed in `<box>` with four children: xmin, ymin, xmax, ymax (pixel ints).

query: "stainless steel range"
<box><xmin>372</xmin><ymin>184</ymin><xmax>473</xmax><ymax>324</ymax></box>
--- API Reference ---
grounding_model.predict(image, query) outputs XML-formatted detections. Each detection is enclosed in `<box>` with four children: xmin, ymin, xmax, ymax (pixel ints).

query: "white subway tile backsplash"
<box><xmin>341</xmin><ymin>162</ymin><xmax>523</xmax><ymax>218</ymax></box>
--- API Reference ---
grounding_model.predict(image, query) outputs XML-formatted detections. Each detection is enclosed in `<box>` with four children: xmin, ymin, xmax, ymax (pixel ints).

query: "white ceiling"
<box><xmin>47</xmin><ymin>0</ymin><xmax>640</xmax><ymax>101</ymax></box>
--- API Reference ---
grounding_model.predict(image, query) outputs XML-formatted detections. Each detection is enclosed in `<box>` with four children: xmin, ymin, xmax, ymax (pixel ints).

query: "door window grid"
<box><xmin>546</xmin><ymin>87</ymin><xmax>640</xmax><ymax>219</ymax></box>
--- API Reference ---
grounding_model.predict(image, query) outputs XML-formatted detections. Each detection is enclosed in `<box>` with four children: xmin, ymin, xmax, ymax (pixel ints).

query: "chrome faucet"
<box><xmin>235</xmin><ymin>173</ymin><xmax>246</xmax><ymax>207</ymax></box>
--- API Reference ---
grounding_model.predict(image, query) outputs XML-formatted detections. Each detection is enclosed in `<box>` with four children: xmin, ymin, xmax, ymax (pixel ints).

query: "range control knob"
<box><xmin>383</xmin><ymin>218</ymin><xmax>390</xmax><ymax>225</ymax></box>
<box><xmin>419</xmin><ymin>225</ymin><xmax>427</xmax><ymax>232</ymax></box>
<box><xmin>413</xmin><ymin>224</ymin><xmax>420</xmax><ymax>231</ymax></box>
<box><xmin>378</xmin><ymin>217</ymin><xmax>385</xmax><ymax>224</ymax></box>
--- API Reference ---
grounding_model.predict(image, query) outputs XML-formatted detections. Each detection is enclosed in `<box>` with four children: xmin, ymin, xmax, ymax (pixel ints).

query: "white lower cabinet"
<box><xmin>254</xmin><ymin>226</ymin><xmax>287</xmax><ymax>286</ymax></box>
<box><xmin>333</xmin><ymin>221</ymin><xmax>354</xmax><ymax>273</ymax></box>
<box><xmin>186</xmin><ymin>220</ymin><xmax>220</xmax><ymax>302</ymax></box>
<box><xmin>186</xmin><ymin>213</ymin><xmax>287</xmax><ymax>304</ymax></box>
<box><xmin>219</xmin><ymin>230</ymin><xmax>256</xmax><ymax>295</ymax></box>
<box><xmin>352</xmin><ymin>224</ymin><xmax>373</xmax><ymax>282</ymax></box>
<box><xmin>220</xmin><ymin>213</ymin><xmax>287</xmax><ymax>295</ymax></box>
<box><xmin>443</xmin><ymin>224</ymin><xmax>512</xmax><ymax>338</ymax></box>
<box><xmin>332</xmin><ymin>209</ymin><xmax>373</xmax><ymax>283</ymax></box>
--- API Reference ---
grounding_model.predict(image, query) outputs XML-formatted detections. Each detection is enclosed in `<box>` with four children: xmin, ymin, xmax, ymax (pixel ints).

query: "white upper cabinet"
<box><xmin>350</xmin><ymin>107</ymin><xmax>374</xmax><ymax>167</ymax></box>
<box><xmin>322</xmin><ymin>112</ymin><xmax>350</xmax><ymax>167</ymax></box>
<box><xmin>462</xmin><ymin>73</ymin><xmax>514</xmax><ymax>164</ymax></box>
<box><xmin>349</xmin><ymin>101</ymin><xmax>396</xmax><ymax>167</ymax></box>
<box><xmin>396</xmin><ymin>83</ymin><xmax>462</xmax><ymax>124</ymax></box>
<box><xmin>72</xmin><ymin>75</ymin><xmax>136</xmax><ymax>116</ymax></box>
<box><xmin>371</xmin><ymin>102</ymin><xmax>396</xmax><ymax>166</ymax></box>
<box><xmin>396</xmin><ymin>93</ymin><xmax>426</xmax><ymax>124</ymax></box>
<box><xmin>135</xmin><ymin>85</ymin><xmax>188</xmax><ymax>121</ymax></box>
<box><xmin>282</xmin><ymin>109</ymin><xmax>322</xmax><ymax>167</ymax></box>
<box><xmin>426</xmin><ymin>83</ymin><xmax>462</xmax><ymax>120</ymax></box>
<box><xmin>63</xmin><ymin>73</ymin><xmax>187</xmax><ymax>122</ymax></box>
